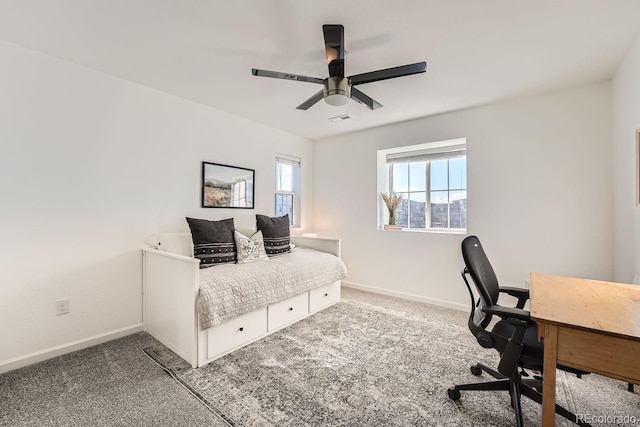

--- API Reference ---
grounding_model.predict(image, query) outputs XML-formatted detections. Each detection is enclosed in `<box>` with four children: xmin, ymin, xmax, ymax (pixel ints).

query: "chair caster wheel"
<box><xmin>448</xmin><ymin>388</ymin><xmax>461</xmax><ymax>400</ymax></box>
<box><xmin>470</xmin><ymin>365</ymin><xmax>482</xmax><ymax>376</ymax></box>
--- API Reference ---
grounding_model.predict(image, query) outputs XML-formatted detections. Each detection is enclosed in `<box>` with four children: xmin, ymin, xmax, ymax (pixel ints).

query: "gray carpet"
<box><xmin>0</xmin><ymin>333</ymin><xmax>228</xmax><ymax>427</ymax></box>
<box><xmin>1</xmin><ymin>288</ymin><xmax>638</xmax><ymax>426</ymax></box>
<box><xmin>143</xmin><ymin>294</ymin><xmax>640</xmax><ymax>426</ymax></box>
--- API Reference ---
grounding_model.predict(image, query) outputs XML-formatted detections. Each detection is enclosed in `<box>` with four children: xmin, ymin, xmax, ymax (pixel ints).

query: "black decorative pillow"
<box><xmin>186</xmin><ymin>217</ymin><xmax>236</xmax><ymax>268</ymax></box>
<box><xmin>256</xmin><ymin>214</ymin><xmax>291</xmax><ymax>256</ymax></box>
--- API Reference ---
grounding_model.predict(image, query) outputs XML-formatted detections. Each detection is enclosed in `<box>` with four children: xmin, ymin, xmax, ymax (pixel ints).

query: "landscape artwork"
<box><xmin>201</xmin><ymin>162</ymin><xmax>255</xmax><ymax>209</ymax></box>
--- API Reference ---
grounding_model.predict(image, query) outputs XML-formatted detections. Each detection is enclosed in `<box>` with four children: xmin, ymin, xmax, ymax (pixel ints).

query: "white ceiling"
<box><xmin>1</xmin><ymin>0</ymin><xmax>640</xmax><ymax>140</ymax></box>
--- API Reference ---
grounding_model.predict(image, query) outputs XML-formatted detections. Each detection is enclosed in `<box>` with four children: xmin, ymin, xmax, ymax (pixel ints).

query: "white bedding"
<box><xmin>196</xmin><ymin>248</ymin><xmax>347</xmax><ymax>329</ymax></box>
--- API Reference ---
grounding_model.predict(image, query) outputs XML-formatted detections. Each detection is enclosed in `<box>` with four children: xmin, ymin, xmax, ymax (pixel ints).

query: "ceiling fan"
<box><xmin>251</xmin><ymin>24</ymin><xmax>427</xmax><ymax>110</ymax></box>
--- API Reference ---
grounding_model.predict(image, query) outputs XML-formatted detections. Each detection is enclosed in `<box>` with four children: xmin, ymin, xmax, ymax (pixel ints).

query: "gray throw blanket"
<box><xmin>196</xmin><ymin>248</ymin><xmax>347</xmax><ymax>329</ymax></box>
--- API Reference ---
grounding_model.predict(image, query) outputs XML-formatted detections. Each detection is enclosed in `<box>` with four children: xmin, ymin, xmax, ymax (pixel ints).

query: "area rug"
<box><xmin>144</xmin><ymin>299</ymin><xmax>639</xmax><ymax>426</ymax></box>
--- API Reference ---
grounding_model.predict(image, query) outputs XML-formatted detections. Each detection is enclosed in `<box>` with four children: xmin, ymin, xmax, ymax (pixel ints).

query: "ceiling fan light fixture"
<box><xmin>324</xmin><ymin>94</ymin><xmax>350</xmax><ymax>106</ymax></box>
<box><xmin>323</xmin><ymin>77</ymin><xmax>351</xmax><ymax>106</ymax></box>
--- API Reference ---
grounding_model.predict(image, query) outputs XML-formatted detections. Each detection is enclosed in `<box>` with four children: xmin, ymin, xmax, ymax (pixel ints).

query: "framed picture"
<box><xmin>201</xmin><ymin>162</ymin><xmax>255</xmax><ymax>209</ymax></box>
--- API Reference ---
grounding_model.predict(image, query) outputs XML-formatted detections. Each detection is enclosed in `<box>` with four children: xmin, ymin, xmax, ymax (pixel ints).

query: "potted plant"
<box><xmin>380</xmin><ymin>192</ymin><xmax>403</xmax><ymax>229</ymax></box>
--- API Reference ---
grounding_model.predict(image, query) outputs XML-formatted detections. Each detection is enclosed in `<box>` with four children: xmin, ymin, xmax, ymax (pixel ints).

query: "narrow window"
<box><xmin>275</xmin><ymin>154</ymin><xmax>301</xmax><ymax>226</ymax></box>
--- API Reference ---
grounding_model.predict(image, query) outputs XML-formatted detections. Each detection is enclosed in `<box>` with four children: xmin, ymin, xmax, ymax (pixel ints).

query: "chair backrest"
<box><xmin>462</xmin><ymin>235</ymin><xmax>500</xmax><ymax>305</ymax></box>
<box><xmin>461</xmin><ymin>235</ymin><xmax>502</xmax><ymax>332</ymax></box>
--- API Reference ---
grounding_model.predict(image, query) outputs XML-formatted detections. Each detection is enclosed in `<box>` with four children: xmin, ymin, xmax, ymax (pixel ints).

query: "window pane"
<box><xmin>275</xmin><ymin>164</ymin><xmax>281</xmax><ymax>189</ymax></box>
<box><xmin>430</xmin><ymin>191</ymin><xmax>449</xmax><ymax>228</ymax></box>
<box><xmin>274</xmin><ymin>193</ymin><xmax>293</xmax><ymax>223</ymax></box>
<box><xmin>450</xmin><ymin>190</ymin><xmax>466</xmax><ymax>201</ymax></box>
<box><xmin>449</xmin><ymin>157</ymin><xmax>466</xmax><ymax>190</ymax></box>
<box><xmin>277</xmin><ymin>163</ymin><xmax>293</xmax><ymax>192</ymax></box>
<box><xmin>409</xmin><ymin>161</ymin><xmax>426</xmax><ymax>192</ymax></box>
<box><xmin>430</xmin><ymin>190</ymin><xmax>449</xmax><ymax>204</ymax></box>
<box><xmin>430</xmin><ymin>160</ymin><xmax>448</xmax><ymax>191</ymax></box>
<box><xmin>408</xmin><ymin>192</ymin><xmax>426</xmax><ymax>228</ymax></box>
<box><xmin>450</xmin><ymin>190</ymin><xmax>467</xmax><ymax>229</ymax></box>
<box><xmin>394</xmin><ymin>193</ymin><xmax>408</xmax><ymax>227</ymax></box>
<box><xmin>392</xmin><ymin>163</ymin><xmax>409</xmax><ymax>193</ymax></box>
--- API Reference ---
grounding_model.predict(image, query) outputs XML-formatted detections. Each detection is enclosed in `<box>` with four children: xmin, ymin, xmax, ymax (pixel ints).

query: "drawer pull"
<box><xmin>238</xmin><ymin>327</ymin><xmax>244</xmax><ymax>332</ymax></box>
<box><xmin>288</xmin><ymin>307</ymin><xmax>293</xmax><ymax>311</ymax></box>
<box><xmin>324</xmin><ymin>293</ymin><xmax>329</xmax><ymax>297</ymax></box>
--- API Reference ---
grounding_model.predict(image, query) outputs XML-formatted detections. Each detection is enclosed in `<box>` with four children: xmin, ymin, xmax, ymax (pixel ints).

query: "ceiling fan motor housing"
<box><xmin>324</xmin><ymin>77</ymin><xmax>351</xmax><ymax>106</ymax></box>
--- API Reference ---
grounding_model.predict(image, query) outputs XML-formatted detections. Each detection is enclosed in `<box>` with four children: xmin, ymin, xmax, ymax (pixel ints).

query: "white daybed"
<box><xmin>142</xmin><ymin>233</ymin><xmax>344</xmax><ymax>368</ymax></box>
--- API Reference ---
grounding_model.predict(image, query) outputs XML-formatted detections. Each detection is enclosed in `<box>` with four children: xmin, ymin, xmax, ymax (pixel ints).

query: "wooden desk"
<box><xmin>530</xmin><ymin>273</ymin><xmax>640</xmax><ymax>426</ymax></box>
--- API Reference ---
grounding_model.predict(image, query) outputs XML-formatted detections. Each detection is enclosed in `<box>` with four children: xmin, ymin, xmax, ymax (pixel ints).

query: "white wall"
<box><xmin>0</xmin><ymin>41</ymin><xmax>313</xmax><ymax>370</ymax></box>
<box><xmin>612</xmin><ymin>34</ymin><xmax>640</xmax><ymax>283</ymax></box>
<box><xmin>314</xmin><ymin>83</ymin><xmax>613</xmax><ymax>308</ymax></box>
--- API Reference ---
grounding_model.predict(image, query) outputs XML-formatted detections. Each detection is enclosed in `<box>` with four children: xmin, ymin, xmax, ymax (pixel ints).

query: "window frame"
<box><xmin>378</xmin><ymin>139</ymin><xmax>467</xmax><ymax>233</ymax></box>
<box><xmin>275</xmin><ymin>154</ymin><xmax>301</xmax><ymax>227</ymax></box>
<box><xmin>389</xmin><ymin>156</ymin><xmax>466</xmax><ymax>230</ymax></box>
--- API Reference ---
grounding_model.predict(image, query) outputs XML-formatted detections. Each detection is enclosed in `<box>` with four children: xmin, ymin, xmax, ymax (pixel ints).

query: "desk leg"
<box><xmin>542</xmin><ymin>324</ymin><xmax>558</xmax><ymax>427</ymax></box>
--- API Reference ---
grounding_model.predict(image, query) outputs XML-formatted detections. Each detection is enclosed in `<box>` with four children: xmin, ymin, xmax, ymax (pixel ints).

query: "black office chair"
<box><xmin>448</xmin><ymin>235</ymin><xmax>590</xmax><ymax>427</ymax></box>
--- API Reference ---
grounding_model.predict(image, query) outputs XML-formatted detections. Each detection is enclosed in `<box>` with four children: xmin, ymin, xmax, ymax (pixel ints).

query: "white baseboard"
<box><xmin>342</xmin><ymin>280</ymin><xmax>468</xmax><ymax>312</ymax></box>
<box><xmin>0</xmin><ymin>324</ymin><xmax>143</xmax><ymax>374</ymax></box>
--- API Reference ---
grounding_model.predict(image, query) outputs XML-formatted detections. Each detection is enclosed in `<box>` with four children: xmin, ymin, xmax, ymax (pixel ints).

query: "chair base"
<box><xmin>448</xmin><ymin>364</ymin><xmax>590</xmax><ymax>427</ymax></box>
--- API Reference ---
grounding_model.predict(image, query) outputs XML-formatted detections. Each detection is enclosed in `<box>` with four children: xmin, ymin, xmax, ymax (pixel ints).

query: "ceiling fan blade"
<box><xmin>351</xmin><ymin>87</ymin><xmax>383</xmax><ymax>110</ymax></box>
<box><xmin>251</xmin><ymin>68</ymin><xmax>323</xmax><ymax>84</ymax></box>
<box><xmin>323</xmin><ymin>24</ymin><xmax>345</xmax><ymax>78</ymax></box>
<box><xmin>296</xmin><ymin>90</ymin><xmax>325</xmax><ymax>110</ymax></box>
<box><xmin>349</xmin><ymin>61</ymin><xmax>427</xmax><ymax>86</ymax></box>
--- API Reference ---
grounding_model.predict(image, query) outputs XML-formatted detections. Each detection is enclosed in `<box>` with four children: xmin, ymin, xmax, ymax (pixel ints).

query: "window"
<box><xmin>275</xmin><ymin>154</ymin><xmax>301</xmax><ymax>226</ymax></box>
<box><xmin>379</xmin><ymin>139</ymin><xmax>467</xmax><ymax>232</ymax></box>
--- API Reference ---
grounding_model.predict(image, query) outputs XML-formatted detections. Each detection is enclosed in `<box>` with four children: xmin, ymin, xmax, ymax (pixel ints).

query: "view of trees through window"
<box><xmin>391</xmin><ymin>156</ymin><xmax>466</xmax><ymax>230</ymax></box>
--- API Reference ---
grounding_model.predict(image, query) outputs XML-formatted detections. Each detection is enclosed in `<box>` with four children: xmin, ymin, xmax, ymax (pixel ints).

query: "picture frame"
<box><xmin>201</xmin><ymin>162</ymin><xmax>255</xmax><ymax>209</ymax></box>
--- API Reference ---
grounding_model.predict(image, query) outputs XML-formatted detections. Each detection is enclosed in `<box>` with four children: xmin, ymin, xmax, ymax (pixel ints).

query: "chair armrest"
<box><xmin>482</xmin><ymin>304</ymin><xmax>532</xmax><ymax>376</ymax></box>
<box><xmin>482</xmin><ymin>305</ymin><xmax>533</xmax><ymax>324</ymax></box>
<box><xmin>499</xmin><ymin>286</ymin><xmax>529</xmax><ymax>299</ymax></box>
<box><xmin>499</xmin><ymin>286</ymin><xmax>530</xmax><ymax>309</ymax></box>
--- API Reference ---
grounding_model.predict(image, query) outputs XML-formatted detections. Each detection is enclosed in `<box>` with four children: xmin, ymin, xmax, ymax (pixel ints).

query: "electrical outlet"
<box><xmin>55</xmin><ymin>298</ymin><xmax>70</xmax><ymax>316</ymax></box>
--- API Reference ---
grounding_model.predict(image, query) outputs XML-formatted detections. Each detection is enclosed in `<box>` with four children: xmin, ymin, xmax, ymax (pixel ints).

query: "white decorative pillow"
<box><xmin>234</xmin><ymin>230</ymin><xmax>269</xmax><ymax>264</ymax></box>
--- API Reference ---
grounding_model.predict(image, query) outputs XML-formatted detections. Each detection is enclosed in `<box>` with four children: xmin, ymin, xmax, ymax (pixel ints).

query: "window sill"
<box><xmin>378</xmin><ymin>227</ymin><xmax>466</xmax><ymax>235</ymax></box>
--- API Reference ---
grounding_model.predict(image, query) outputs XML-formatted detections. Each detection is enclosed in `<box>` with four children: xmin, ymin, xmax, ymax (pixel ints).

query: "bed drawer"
<box><xmin>207</xmin><ymin>307</ymin><xmax>267</xmax><ymax>359</ymax></box>
<box><xmin>268</xmin><ymin>292</ymin><xmax>309</xmax><ymax>331</ymax></box>
<box><xmin>309</xmin><ymin>281</ymin><xmax>341</xmax><ymax>312</ymax></box>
